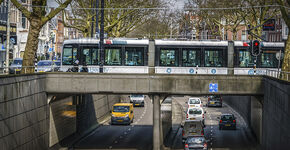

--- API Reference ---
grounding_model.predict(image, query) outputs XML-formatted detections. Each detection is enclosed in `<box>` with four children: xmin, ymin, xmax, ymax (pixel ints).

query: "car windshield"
<box><xmin>131</xmin><ymin>94</ymin><xmax>143</xmax><ymax>97</ymax></box>
<box><xmin>221</xmin><ymin>115</ymin><xmax>234</xmax><ymax>121</ymax></box>
<box><xmin>186</xmin><ymin>137</ymin><xmax>205</xmax><ymax>144</ymax></box>
<box><xmin>38</xmin><ymin>61</ymin><xmax>53</xmax><ymax>66</ymax></box>
<box><xmin>189</xmin><ymin>108</ymin><xmax>202</xmax><ymax>115</ymax></box>
<box><xmin>54</xmin><ymin>61</ymin><xmax>61</xmax><ymax>66</ymax></box>
<box><xmin>113</xmin><ymin>106</ymin><xmax>130</xmax><ymax>112</ymax></box>
<box><xmin>13</xmin><ymin>60</ymin><xmax>22</xmax><ymax>65</ymax></box>
<box><xmin>189</xmin><ymin>98</ymin><xmax>200</xmax><ymax>104</ymax></box>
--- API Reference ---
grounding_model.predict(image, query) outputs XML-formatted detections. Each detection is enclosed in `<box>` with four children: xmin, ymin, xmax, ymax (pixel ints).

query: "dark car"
<box><xmin>218</xmin><ymin>114</ymin><xmax>236</xmax><ymax>130</ymax></box>
<box><xmin>207</xmin><ymin>95</ymin><xmax>222</xmax><ymax>107</ymax></box>
<box><xmin>9</xmin><ymin>58</ymin><xmax>23</xmax><ymax>74</ymax></box>
<box><xmin>184</xmin><ymin>136</ymin><xmax>208</xmax><ymax>150</ymax></box>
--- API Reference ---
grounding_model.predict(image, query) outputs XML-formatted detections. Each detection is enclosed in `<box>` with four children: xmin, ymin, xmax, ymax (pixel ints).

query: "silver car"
<box><xmin>36</xmin><ymin>60</ymin><xmax>55</xmax><ymax>72</ymax></box>
<box><xmin>9</xmin><ymin>58</ymin><xmax>22</xmax><ymax>74</ymax></box>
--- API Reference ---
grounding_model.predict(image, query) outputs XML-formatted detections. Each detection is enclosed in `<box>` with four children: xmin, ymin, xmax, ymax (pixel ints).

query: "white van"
<box><xmin>129</xmin><ymin>94</ymin><xmax>145</xmax><ymax>107</ymax></box>
<box><xmin>182</xmin><ymin>120</ymin><xmax>204</xmax><ymax>142</ymax></box>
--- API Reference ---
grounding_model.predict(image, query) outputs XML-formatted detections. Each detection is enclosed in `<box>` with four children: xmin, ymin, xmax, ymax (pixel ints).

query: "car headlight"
<box><xmin>125</xmin><ymin>114</ymin><xmax>129</xmax><ymax>118</ymax></box>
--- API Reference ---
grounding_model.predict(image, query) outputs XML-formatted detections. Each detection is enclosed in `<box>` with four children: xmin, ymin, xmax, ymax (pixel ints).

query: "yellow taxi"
<box><xmin>111</xmin><ymin>103</ymin><xmax>134</xmax><ymax>125</ymax></box>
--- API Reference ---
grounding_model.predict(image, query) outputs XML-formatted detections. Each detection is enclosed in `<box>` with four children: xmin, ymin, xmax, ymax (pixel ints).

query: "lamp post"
<box><xmin>99</xmin><ymin>0</ymin><xmax>104</xmax><ymax>73</ymax></box>
<box><xmin>5</xmin><ymin>0</ymin><xmax>11</xmax><ymax>73</ymax></box>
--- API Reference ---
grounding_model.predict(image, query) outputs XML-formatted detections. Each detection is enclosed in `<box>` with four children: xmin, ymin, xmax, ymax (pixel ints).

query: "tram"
<box><xmin>60</xmin><ymin>38</ymin><xmax>284</xmax><ymax>75</ymax></box>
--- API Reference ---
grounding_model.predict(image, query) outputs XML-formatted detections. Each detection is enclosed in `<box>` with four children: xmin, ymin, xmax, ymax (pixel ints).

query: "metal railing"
<box><xmin>266</xmin><ymin>69</ymin><xmax>290</xmax><ymax>81</ymax></box>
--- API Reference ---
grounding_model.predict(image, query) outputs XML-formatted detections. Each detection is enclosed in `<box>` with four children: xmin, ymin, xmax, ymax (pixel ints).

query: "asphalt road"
<box><xmin>73</xmin><ymin>97</ymin><xmax>153</xmax><ymax>150</ymax></box>
<box><xmin>170</xmin><ymin>96</ymin><xmax>258</xmax><ymax>150</ymax></box>
<box><xmin>72</xmin><ymin>96</ymin><xmax>258</xmax><ymax>150</ymax></box>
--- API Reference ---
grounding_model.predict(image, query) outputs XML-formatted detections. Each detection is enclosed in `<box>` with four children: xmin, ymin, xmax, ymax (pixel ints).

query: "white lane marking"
<box><xmin>114</xmin><ymin>141</ymin><xmax>118</xmax><ymax>143</ymax></box>
<box><xmin>109</xmin><ymin>146</ymin><xmax>112</xmax><ymax>149</ymax></box>
<box><xmin>124</xmin><ymin>132</ymin><xmax>127</xmax><ymax>135</ymax></box>
<box><xmin>211</xmin><ymin>126</ymin><xmax>213</xmax><ymax>129</ymax></box>
<box><xmin>211</xmin><ymin>130</ymin><xmax>213</xmax><ymax>132</ymax></box>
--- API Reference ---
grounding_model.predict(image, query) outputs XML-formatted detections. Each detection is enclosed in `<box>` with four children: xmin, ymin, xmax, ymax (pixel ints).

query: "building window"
<box><xmin>105</xmin><ymin>48</ymin><xmax>121</xmax><ymax>65</ymax></box>
<box><xmin>21</xmin><ymin>13</ymin><xmax>26</xmax><ymax>28</ymax></box>
<box><xmin>241</xmin><ymin>30</ymin><xmax>247</xmax><ymax>41</ymax></box>
<box><xmin>160</xmin><ymin>49</ymin><xmax>178</xmax><ymax>66</ymax></box>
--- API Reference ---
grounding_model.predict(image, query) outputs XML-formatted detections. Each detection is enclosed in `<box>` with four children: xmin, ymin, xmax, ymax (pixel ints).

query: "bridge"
<box><xmin>45</xmin><ymin>73</ymin><xmax>263</xmax><ymax>95</ymax></box>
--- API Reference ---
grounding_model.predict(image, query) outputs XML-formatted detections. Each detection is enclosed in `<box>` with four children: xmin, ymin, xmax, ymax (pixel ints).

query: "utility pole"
<box><xmin>90</xmin><ymin>0</ymin><xmax>94</xmax><ymax>38</ymax></box>
<box><xmin>95</xmin><ymin>0</ymin><xmax>99</xmax><ymax>38</ymax></box>
<box><xmin>5</xmin><ymin>0</ymin><xmax>11</xmax><ymax>73</ymax></box>
<box><xmin>99</xmin><ymin>0</ymin><xmax>104</xmax><ymax>73</ymax></box>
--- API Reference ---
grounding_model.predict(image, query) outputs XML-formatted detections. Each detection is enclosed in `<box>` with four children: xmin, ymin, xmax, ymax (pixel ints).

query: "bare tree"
<box><xmin>11</xmin><ymin>0</ymin><xmax>72</xmax><ymax>73</ymax></box>
<box><xmin>61</xmin><ymin>0</ymin><xmax>162</xmax><ymax>38</ymax></box>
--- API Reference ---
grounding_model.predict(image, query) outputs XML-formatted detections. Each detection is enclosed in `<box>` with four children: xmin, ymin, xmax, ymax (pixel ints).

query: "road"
<box><xmin>73</xmin><ymin>96</ymin><xmax>258</xmax><ymax>150</ymax></box>
<box><xmin>73</xmin><ymin>97</ymin><xmax>153</xmax><ymax>150</ymax></box>
<box><xmin>170</xmin><ymin>96</ymin><xmax>258</xmax><ymax>150</ymax></box>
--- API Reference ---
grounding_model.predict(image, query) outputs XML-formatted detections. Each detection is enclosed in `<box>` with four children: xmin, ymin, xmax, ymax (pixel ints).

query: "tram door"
<box><xmin>80</xmin><ymin>46</ymin><xmax>98</xmax><ymax>66</ymax></box>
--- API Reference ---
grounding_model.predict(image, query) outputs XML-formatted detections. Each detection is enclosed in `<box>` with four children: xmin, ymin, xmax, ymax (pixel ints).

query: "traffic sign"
<box><xmin>209</xmin><ymin>83</ymin><xmax>218</xmax><ymax>92</ymax></box>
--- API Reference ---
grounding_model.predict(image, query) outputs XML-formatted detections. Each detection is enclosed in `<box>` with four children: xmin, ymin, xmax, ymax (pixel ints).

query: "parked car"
<box><xmin>36</xmin><ymin>60</ymin><xmax>56</xmax><ymax>72</ymax></box>
<box><xmin>187</xmin><ymin>97</ymin><xmax>202</xmax><ymax>108</ymax></box>
<box><xmin>207</xmin><ymin>95</ymin><xmax>222</xmax><ymax>107</ymax></box>
<box><xmin>129</xmin><ymin>94</ymin><xmax>145</xmax><ymax>107</ymax></box>
<box><xmin>182</xmin><ymin>120</ymin><xmax>204</xmax><ymax>142</ymax></box>
<box><xmin>111</xmin><ymin>103</ymin><xmax>134</xmax><ymax>125</ymax></box>
<box><xmin>54</xmin><ymin>60</ymin><xmax>61</xmax><ymax>72</ymax></box>
<box><xmin>186</xmin><ymin>107</ymin><xmax>205</xmax><ymax>125</ymax></box>
<box><xmin>218</xmin><ymin>113</ymin><xmax>236</xmax><ymax>130</ymax></box>
<box><xmin>9</xmin><ymin>58</ymin><xmax>22</xmax><ymax>74</ymax></box>
<box><xmin>184</xmin><ymin>136</ymin><xmax>208</xmax><ymax>150</ymax></box>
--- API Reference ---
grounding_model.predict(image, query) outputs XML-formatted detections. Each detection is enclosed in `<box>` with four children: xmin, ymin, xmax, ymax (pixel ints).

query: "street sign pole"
<box><xmin>5</xmin><ymin>0</ymin><xmax>11</xmax><ymax>73</ymax></box>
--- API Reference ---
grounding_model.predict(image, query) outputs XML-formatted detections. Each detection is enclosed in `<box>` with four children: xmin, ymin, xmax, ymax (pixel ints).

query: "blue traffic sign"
<box><xmin>211</xmin><ymin>69</ymin><xmax>216</xmax><ymax>74</ymax></box>
<box><xmin>189</xmin><ymin>68</ymin><xmax>194</xmax><ymax>74</ymax></box>
<box><xmin>209</xmin><ymin>83</ymin><xmax>218</xmax><ymax>92</ymax></box>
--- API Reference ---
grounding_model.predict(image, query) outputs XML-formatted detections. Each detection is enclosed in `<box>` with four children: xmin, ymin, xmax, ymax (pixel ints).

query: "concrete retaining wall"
<box><xmin>161</xmin><ymin>97</ymin><xmax>172</xmax><ymax>140</ymax></box>
<box><xmin>77</xmin><ymin>94</ymin><xmax>120</xmax><ymax>134</ymax></box>
<box><xmin>0</xmin><ymin>75</ymin><xmax>48</xmax><ymax>150</ymax></box>
<box><xmin>262</xmin><ymin>77</ymin><xmax>290</xmax><ymax>150</ymax></box>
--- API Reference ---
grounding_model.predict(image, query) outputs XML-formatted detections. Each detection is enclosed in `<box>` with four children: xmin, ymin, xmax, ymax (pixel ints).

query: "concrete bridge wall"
<box><xmin>262</xmin><ymin>77</ymin><xmax>290</xmax><ymax>150</ymax></box>
<box><xmin>0</xmin><ymin>75</ymin><xmax>48</xmax><ymax>150</ymax></box>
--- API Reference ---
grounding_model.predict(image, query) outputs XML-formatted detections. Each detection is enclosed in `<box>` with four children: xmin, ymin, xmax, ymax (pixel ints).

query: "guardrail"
<box><xmin>266</xmin><ymin>69</ymin><xmax>290</xmax><ymax>81</ymax></box>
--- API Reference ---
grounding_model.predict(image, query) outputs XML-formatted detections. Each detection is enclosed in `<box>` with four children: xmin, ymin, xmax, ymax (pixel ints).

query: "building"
<box><xmin>0</xmin><ymin>0</ymin><xmax>17</xmax><ymax>67</ymax></box>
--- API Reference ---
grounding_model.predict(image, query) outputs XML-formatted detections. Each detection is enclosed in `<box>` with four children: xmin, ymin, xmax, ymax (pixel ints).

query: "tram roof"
<box><xmin>63</xmin><ymin>38</ymin><xmax>149</xmax><ymax>45</ymax></box>
<box><xmin>155</xmin><ymin>40</ymin><xmax>228</xmax><ymax>46</ymax></box>
<box><xmin>234</xmin><ymin>41</ymin><xmax>284</xmax><ymax>47</ymax></box>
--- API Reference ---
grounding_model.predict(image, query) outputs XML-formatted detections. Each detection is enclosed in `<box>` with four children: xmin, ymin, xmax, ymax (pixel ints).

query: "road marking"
<box><xmin>114</xmin><ymin>141</ymin><xmax>118</xmax><ymax>143</ymax></box>
<box><xmin>211</xmin><ymin>126</ymin><xmax>213</xmax><ymax>129</ymax></box>
<box><xmin>109</xmin><ymin>146</ymin><xmax>112</xmax><ymax>149</ymax></box>
<box><xmin>211</xmin><ymin>130</ymin><xmax>213</xmax><ymax>132</ymax></box>
<box><xmin>124</xmin><ymin>132</ymin><xmax>127</xmax><ymax>134</ymax></box>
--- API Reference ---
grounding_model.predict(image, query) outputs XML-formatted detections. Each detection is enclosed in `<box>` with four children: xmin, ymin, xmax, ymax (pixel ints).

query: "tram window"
<box><xmin>92</xmin><ymin>48</ymin><xmax>98</xmax><ymax>65</ymax></box>
<box><xmin>160</xmin><ymin>49</ymin><xmax>178</xmax><ymax>66</ymax></box>
<box><xmin>182</xmin><ymin>50</ymin><xmax>201</xmax><ymax>67</ymax></box>
<box><xmin>105</xmin><ymin>48</ymin><xmax>121</xmax><ymax>65</ymax></box>
<box><xmin>73</xmin><ymin>48</ymin><xmax>78</xmax><ymax>64</ymax></box>
<box><xmin>62</xmin><ymin>47</ymin><xmax>73</xmax><ymax>65</ymax></box>
<box><xmin>261</xmin><ymin>51</ymin><xmax>279</xmax><ymax>68</ymax></box>
<box><xmin>125</xmin><ymin>47</ymin><xmax>144</xmax><ymax>66</ymax></box>
<box><xmin>239</xmin><ymin>50</ymin><xmax>254</xmax><ymax>67</ymax></box>
<box><xmin>204</xmin><ymin>50</ymin><xmax>224</xmax><ymax>67</ymax></box>
<box><xmin>83</xmin><ymin>48</ymin><xmax>91</xmax><ymax>65</ymax></box>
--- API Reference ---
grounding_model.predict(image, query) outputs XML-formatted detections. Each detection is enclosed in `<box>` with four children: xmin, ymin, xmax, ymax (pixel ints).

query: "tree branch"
<box><xmin>10</xmin><ymin>0</ymin><xmax>32</xmax><ymax>20</ymax></box>
<box><xmin>42</xmin><ymin>0</ymin><xmax>72</xmax><ymax>25</ymax></box>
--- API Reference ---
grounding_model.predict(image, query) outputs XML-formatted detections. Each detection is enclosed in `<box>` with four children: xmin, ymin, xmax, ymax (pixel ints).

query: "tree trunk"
<box><xmin>21</xmin><ymin>18</ymin><xmax>42</xmax><ymax>74</ymax></box>
<box><xmin>282</xmin><ymin>34</ymin><xmax>290</xmax><ymax>72</ymax></box>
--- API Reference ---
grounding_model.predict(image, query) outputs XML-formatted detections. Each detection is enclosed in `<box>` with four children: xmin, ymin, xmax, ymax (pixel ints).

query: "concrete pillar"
<box><xmin>227</xmin><ymin>41</ymin><xmax>234</xmax><ymax>75</ymax></box>
<box><xmin>153</xmin><ymin>94</ymin><xmax>161</xmax><ymax>150</ymax></box>
<box><xmin>148</xmin><ymin>40</ymin><xmax>155</xmax><ymax>74</ymax></box>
